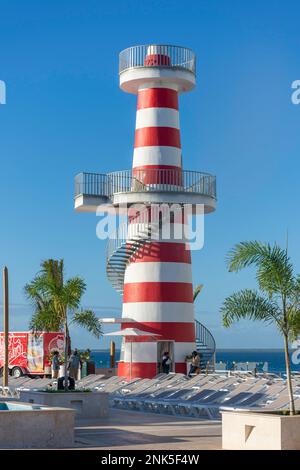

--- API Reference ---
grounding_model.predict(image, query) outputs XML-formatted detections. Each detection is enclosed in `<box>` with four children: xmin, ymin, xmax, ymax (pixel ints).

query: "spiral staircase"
<box><xmin>106</xmin><ymin>219</ymin><xmax>216</xmax><ymax>371</ymax></box>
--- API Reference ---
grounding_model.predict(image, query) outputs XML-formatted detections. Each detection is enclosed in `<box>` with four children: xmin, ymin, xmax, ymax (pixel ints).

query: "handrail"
<box><xmin>119</xmin><ymin>44</ymin><xmax>196</xmax><ymax>75</ymax></box>
<box><xmin>195</xmin><ymin>319</ymin><xmax>216</xmax><ymax>355</ymax></box>
<box><xmin>106</xmin><ymin>221</ymin><xmax>129</xmax><ymax>266</ymax></box>
<box><xmin>75</xmin><ymin>169</ymin><xmax>216</xmax><ymax>200</ymax></box>
<box><xmin>74</xmin><ymin>172</ymin><xmax>108</xmax><ymax>198</ymax></box>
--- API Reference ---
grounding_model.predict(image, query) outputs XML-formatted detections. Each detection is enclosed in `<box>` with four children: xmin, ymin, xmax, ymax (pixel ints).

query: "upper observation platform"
<box><xmin>119</xmin><ymin>45</ymin><xmax>196</xmax><ymax>94</ymax></box>
<box><xmin>74</xmin><ymin>169</ymin><xmax>216</xmax><ymax>214</ymax></box>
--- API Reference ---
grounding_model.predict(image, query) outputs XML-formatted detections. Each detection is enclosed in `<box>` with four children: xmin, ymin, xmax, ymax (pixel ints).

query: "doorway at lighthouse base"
<box><xmin>157</xmin><ymin>341</ymin><xmax>174</xmax><ymax>374</ymax></box>
<box><xmin>117</xmin><ymin>339</ymin><xmax>191</xmax><ymax>379</ymax></box>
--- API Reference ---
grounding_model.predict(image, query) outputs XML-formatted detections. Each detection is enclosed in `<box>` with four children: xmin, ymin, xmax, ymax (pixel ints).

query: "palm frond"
<box><xmin>221</xmin><ymin>289</ymin><xmax>280</xmax><ymax>328</ymax></box>
<box><xmin>40</xmin><ymin>259</ymin><xmax>64</xmax><ymax>288</ymax></box>
<box><xmin>26</xmin><ymin>259</ymin><xmax>101</xmax><ymax>342</ymax></box>
<box><xmin>72</xmin><ymin>310</ymin><xmax>102</xmax><ymax>338</ymax></box>
<box><xmin>61</xmin><ymin>277</ymin><xmax>86</xmax><ymax>310</ymax></box>
<box><xmin>29</xmin><ymin>307</ymin><xmax>63</xmax><ymax>332</ymax></box>
<box><xmin>226</xmin><ymin>241</ymin><xmax>268</xmax><ymax>272</ymax></box>
<box><xmin>288</xmin><ymin>315</ymin><xmax>300</xmax><ymax>341</ymax></box>
<box><xmin>226</xmin><ymin>241</ymin><xmax>294</xmax><ymax>296</ymax></box>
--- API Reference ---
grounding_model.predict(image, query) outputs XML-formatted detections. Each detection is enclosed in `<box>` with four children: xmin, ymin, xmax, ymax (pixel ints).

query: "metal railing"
<box><xmin>195</xmin><ymin>319</ymin><xmax>216</xmax><ymax>369</ymax></box>
<box><xmin>195</xmin><ymin>319</ymin><xmax>216</xmax><ymax>353</ymax></box>
<box><xmin>106</xmin><ymin>220</ymin><xmax>153</xmax><ymax>293</ymax></box>
<box><xmin>74</xmin><ymin>172</ymin><xmax>109</xmax><ymax>198</ymax></box>
<box><xmin>75</xmin><ymin>169</ymin><xmax>216</xmax><ymax>200</ymax></box>
<box><xmin>106</xmin><ymin>221</ymin><xmax>130</xmax><ymax>267</ymax></box>
<box><xmin>119</xmin><ymin>45</ymin><xmax>196</xmax><ymax>75</ymax></box>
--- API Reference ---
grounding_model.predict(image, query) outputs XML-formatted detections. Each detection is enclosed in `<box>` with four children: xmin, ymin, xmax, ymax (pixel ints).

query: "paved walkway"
<box><xmin>74</xmin><ymin>408</ymin><xmax>222</xmax><ymax>450</ymax></box>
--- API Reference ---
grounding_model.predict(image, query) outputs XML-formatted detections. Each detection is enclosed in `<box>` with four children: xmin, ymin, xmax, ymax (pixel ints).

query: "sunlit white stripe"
<box><xmin>123</xmin><ymin>342</ymin><xmax>157</xmax><ymax>363</ymax></box>
<box><xmin>174</xmin><ymin>342</ymin><xmax>196</xmax><ymax>362</ymax></box>
<box><xmin>123</xmin><ymin>341</ymin><xmax>196</xmax><ymax>363</ymax></box>
<box><xmin>147</xmin><ymin>45</ymin><xmax>169</xmax><ymax>55</ymax></box>
<box><xmin>133</xmin><ymin>146</ymin><xmax>182</xmax><ymax>168</ymax></box>
<box><xmin>122</xmin><ymin>302</ymin><xmax>195</xmax><ymax>323</ymax></box>
<box><xmin>135</xmin><ymin>108</ymin><xmax>179</xmax><ymax>130</ymax></box>
<box><xmin>124</xmin><ymin>262</ymin><xmax>192</xmax><ymax>284</ymax></box>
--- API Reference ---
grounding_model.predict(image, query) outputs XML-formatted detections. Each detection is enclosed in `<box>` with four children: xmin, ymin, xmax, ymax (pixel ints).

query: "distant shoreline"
<box><xmin>89</xmin><ymin>348</ymin><xmax>300</xmax><ymax>373</ymax></box>
<box><xmin>88</xmin><ymin>348</ymin><xmax>289</xmax><ymax>352</ymax></box>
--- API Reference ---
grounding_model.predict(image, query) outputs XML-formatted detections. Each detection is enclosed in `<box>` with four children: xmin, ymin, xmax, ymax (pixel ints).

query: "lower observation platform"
<box><xmin>74</xmin><ymin>169</ymin><xmax>217</xmax><ymax>213</ymax></box>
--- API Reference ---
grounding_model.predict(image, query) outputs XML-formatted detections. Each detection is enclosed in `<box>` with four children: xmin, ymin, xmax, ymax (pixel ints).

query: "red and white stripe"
<box><xmin>118</xmin><ymin>55</ymin><xmax>195</xmax><ymax>379</ymax></box>
<box><xmin>132</xmin><ymin>85</ymin><xmax>182</xmax><ymax>190</ymax></box>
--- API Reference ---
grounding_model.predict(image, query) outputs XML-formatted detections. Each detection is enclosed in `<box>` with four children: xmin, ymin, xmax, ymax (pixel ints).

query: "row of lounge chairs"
<box><xmin>0</xmin><ymin>373</ymin><xmax>123</xmax><ymax>397</ymax></box>
<box><xmin>2</xmin><ymin>372</ymin><xmax>300</xmax><ymax>421</ymax></box>
<box><xmin>0</xmin><ymin>373</ymin><xmax>185</xmax><ymax>398</ymax></box>
<box><xmin>108</xmin><ymin>373</ymin><xmax>300</xmax><ymax>419</ymax></box>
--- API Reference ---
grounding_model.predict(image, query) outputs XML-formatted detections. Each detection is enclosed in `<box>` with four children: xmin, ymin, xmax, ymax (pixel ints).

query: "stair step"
<box><xmin>107</xmin><ymin>266</ymin><xmax>125</xmax><ymax>270</ymax></box>
<box><xmin>108</xmin><ymin>264</ymin><xmax>126</xmax><ymax>268</ymax></box>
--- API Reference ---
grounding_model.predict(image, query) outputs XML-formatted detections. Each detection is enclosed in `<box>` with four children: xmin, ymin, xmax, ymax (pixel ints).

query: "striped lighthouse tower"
<box><xmin>118</xmin><ymin>45</ymin><xmax>197</xmax><ymax>379</ymax></box>
<box><xmin>74</xmin><ymin>44</ymin><xmax>217</xmax><ymax>381</ymax></box>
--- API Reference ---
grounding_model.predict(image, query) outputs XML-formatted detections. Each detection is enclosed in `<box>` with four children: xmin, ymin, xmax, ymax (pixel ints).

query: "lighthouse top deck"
<box><xmin>119</xmin><ymin>44</ymin><xmax>196</xmax><ymax>94</ymax></box>
<box><xmin>74</xmin><ymin>43</ymin><xmax>216</xmax><ymax>214</ymax></box>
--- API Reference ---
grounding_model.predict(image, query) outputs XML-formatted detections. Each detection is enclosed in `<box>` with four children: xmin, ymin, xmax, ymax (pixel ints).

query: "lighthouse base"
<box><xmin>118</xmin><ymin>361</ymin><xmax>187</xmax><ymax>380</ymax></box>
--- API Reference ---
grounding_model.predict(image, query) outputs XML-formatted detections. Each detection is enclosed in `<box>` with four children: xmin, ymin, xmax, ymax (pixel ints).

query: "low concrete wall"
<box><xmin>222</xmin><ymin>410</ymin><xmax>300</xmax><ymax>450</ymax></box>
<box><xmin>20</xmin><ymin>390</ymin><xmax>109</xmax><ymax>419</ymax></box>
<box><xmin>0</xmin><ymin>402</ymin><xmax>74</xmax><ymax>449</ymax></box>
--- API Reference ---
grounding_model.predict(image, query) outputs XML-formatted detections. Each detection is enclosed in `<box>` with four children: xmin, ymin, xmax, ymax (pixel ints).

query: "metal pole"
<box><xmin>3</xmin><ymin>267</ymin><xmax>9</xmax><ymax>388</ymax></box>
<box><xmin>130</xmin><ymin>341</ymin><xmax>132</xmax><ymax>381</ymax></box>
<box><xmin>110</xmin><ymin>340</ymin><xmax>115</xmax><ymax>368</ymax></box>
<box><xmin>64</xmin><ymin>317</ymin><xmax>68</xmax><ymax>391</ymax></box>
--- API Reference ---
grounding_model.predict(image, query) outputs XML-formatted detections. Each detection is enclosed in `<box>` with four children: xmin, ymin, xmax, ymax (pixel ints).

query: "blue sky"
<box><xmin>0</xmin><ymin>0</ymin><xmax>300</xmax><ymax>349</ymax></box>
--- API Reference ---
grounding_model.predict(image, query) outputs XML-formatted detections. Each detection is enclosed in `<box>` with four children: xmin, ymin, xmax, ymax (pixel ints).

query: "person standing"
<box><xmin>188</xmin><ymin>351</ymin><xmax>200</xmax><ymax>377</ymax></box>
<box><xmin>68</xmin><ymin>349</ymin><xmax>81</xmax><ymax>380</ymax></box>
<box><xmin>51</xmin><ymin>350</ymin><xmax>60</xmax><ymax>379</ymax></box>
<box><xmin>162</xmin><ymin>351</ymin><xmax>171</xmax><ymax>374</ymax></box>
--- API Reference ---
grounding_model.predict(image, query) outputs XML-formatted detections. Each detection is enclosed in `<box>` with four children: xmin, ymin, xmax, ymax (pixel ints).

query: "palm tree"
<box><xmin>221</xmin><ymin>241</ymin><xmax>300</xmax><ymax>415</ymax></box>
<box><xmin>25</xmin><ymin>259</ymin><xmax>102</xmax><ymax>390</ymax></box>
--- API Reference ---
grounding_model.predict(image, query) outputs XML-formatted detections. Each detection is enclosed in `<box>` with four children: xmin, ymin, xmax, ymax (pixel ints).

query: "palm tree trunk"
<box><xmin>64</xmin><ymin>318</ymin><xmax>69</xmax><ymax>392</ymax></box>
<box><xmin>66</xmin><ymin>324</ymin><xmax>71</xmax><ymax>357</ymax></box>
<box><xmin>283</xmin><ymin>332</ymin><xmax>295</xmax><ymax>415</ymax></box>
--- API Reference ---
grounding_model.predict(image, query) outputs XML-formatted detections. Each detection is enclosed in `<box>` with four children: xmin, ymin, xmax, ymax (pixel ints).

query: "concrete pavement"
<box><xmin>74</xmin><ymin>408</ymin><xmax>221</xmax><ymax>450</ymax></box>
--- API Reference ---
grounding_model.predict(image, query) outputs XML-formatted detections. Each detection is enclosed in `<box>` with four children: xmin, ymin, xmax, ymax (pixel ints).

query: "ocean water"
<box><xmin>90</xmin><ymin>349</ymin><xmax>300</xmax><ymax>374</ymax></box>
<box><xmin>216</xmin><ymin>349</ymin><xmax>300</xmax><ymax>374</ymax></box>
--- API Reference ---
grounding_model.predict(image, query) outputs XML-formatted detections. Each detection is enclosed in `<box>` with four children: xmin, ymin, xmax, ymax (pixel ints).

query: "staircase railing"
<box><xmin>195</xmin><ymin>319</ymin><xmax>216</xmax><ymax>369</ymax></box>
<box><xmin>106</xmin><ymin>220</ymin><xmax>154</xmax><ymax>294</ymax></box>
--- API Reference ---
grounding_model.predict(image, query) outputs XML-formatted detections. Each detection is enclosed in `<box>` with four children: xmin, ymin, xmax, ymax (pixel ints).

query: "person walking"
<box><xmin>68</xmin><ymin>349</ymin><xmax>81</xmax><ymax>380</ymax></box>
<box><xmin>188</xmin><ymin>351</ymin><xmax>200</xmax><ymax>377</ymax></box>
<box><xmin>51</xmin><ymin>350</ymin><xmax>60</xmax><ymax>379</ymax></box>
<box><xmin>162</xmin><ymin>351</ymin><xmax>171</xmax><ymax>374</ymax></box>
